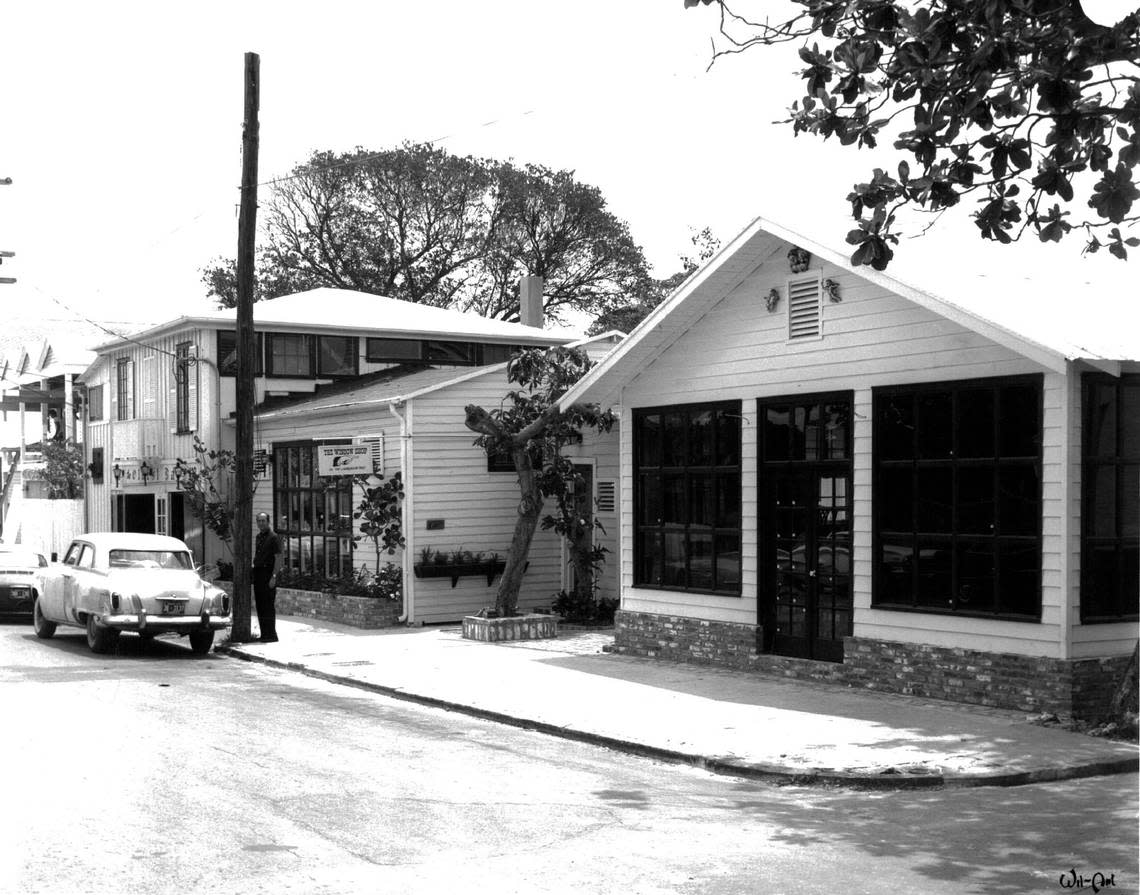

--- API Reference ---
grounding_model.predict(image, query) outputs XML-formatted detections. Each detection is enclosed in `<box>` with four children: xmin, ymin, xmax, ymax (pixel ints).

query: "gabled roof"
<box><xmin>561</xmin><ymin>215</ymin><xmax>1140</xmax><ymax>409</ymax></box>
<box><xmin>94</xmin><ymin>288</ymin><xmax>582</xmax><ymax>352</ymax></box>
<box><xmin>255</xmin><ymin>332</ymin><xmax>626</xmax><ymax>422</ymax></box>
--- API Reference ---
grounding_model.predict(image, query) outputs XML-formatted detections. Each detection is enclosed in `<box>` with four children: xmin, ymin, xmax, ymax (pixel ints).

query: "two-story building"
<box><xmin>81</xmin><ymin>287</ymin><xmax>577</xmax><ymax>570</ymax></box>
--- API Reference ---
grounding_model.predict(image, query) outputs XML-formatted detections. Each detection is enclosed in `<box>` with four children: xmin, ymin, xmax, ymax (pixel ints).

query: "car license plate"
<box><xmin>161</xmin><ymin>601</ymin><xmax>183</xmax><ymax>615</ymax></box>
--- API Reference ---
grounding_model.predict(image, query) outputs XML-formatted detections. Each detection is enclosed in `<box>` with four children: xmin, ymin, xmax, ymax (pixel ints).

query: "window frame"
<box><xmin>1080</xmin><ymin>372</ymin><xmax>1140</xmax><ymax>623</ymax></box>
<box><xmin>317</xmin><ymin>335</ymin><xmax>360</xmax><ymax>378</ymax></box>
<box><xmin>265</xmin><ymin>333</ymin><xmax>315</xmax><ymax>378</ymax></box>
<box><xmin>217</xmin><ymin>330</ymin><xmax>264</xmax><ymax>377</ymax></box>
<box><xmin>365</xmin><ymin>337</ymin><xmax>426</xmax><ymax>364</ymax></box>
<box><xmin>271</xmin><ymin>440</ymin><xmax>355</xmax><ymax>579</ymax></box>
<box><xmin>175</xmin><ymin>341</ymin><xmax>192</xmax><ymax>433</ymax></box>
<box><xmin>87</xmin><ymin>385</ymin><xmax>104</xmax><ymax>422</ymax></box>
<box><xmin>633</xmin><ymin>400</ymin><xmax>743</xmax><ymax>596</ymax></box>
<box><xmin>871</xmin><ymin>374</ymin><xmax>1045</xmax><ymax>621</ymax></box>
<box><xmin>115</xmin><ymin>358</ymin><xmax>132</xmax><ymax>421</ymax></box>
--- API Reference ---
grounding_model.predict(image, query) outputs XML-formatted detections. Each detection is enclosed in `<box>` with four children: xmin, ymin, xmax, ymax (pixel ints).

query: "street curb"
<box><xmin>218</xmin><ymin>645</ymin><xmax>1140</xmax><ymax>791</ymax></box>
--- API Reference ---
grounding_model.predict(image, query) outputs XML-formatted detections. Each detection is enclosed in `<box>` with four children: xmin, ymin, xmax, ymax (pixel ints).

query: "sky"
<box><xmin>0</xmin><ymin>0</ymin><xmax>1135</xmax><ymax>335</ymax></box>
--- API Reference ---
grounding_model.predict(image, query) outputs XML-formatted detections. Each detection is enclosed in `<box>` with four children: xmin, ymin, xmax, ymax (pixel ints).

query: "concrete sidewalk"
<box><xmin>218</xmin><ymin>616</ymin><xmax>1138</xmax><ymax>790</ymax></box>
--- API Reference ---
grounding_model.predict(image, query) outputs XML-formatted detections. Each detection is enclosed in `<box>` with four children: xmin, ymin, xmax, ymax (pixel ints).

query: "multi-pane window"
<box><xmin>634</xmin><ymin>402</ymin><xmax>742</xmax><ymax>594</ymax></box>
<box><xmin>175</xmin><ymin>342</ymin><xmax>192</xmax><ymax>432</ymax></box>
<box><xmin>425</xmin><ymin>340</ymin><xmax>476</xmax><ymax>364</ymax></box>
<box><xmin>365</xmin><ymin>337</ymin><xmax>525</xmax><ymax>366</ymax></box>
<box><xmin>116</xmin><ymin>359</ymin><xmax>133</xmax><ymax>421</ymax></box>
<box><xmin>217</xmin><ymin>330</ymin><xmax>263</xmax><ymax>376</ymax></box>
<box><xmin>1081</xmin><ymin>373</ymin><xmax>1140</xmax><ymax>622</ymax></box>
<box><xmin>873</xmin><ymin>376</ymin><xmax>1043</xmax><ymax>619</ymax></box>
<box><xmin>366</xmin><ymin>338</ymin><xmax>424</xmax><ymax>363</ymax></box>
<box><xmin>273</xmin><ymin>442</ymin><xmax>354</xmax><ymax>579</ymax></box>
<box><xmin>87</xmin><ymin>385</ymin><xmax>104</xmax><ymax>421</ymax></box>
<box><xmin>266</xmin><ymin>334</ymin><xmax>314</xmax><ymax>377</ymax></box>
<box><xmin>317</xmin><ymin>336</ymin><xmax>358</xmax><ymax>377</ymax></box>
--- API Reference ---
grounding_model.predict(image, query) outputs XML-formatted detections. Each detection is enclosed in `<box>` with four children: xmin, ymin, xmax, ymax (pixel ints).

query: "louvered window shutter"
<box><xmin>168</xmin><ymin>351</ymin><xmax>179</xmax><ymax>432</ymax></box>
<box><xmin>141</xmin><ymin>354</ymin><xmax>156</xmax><ymax>419</ymax></box>
<box><xmin>787</xmin><ymin>274</ymin><xmax>822</xmax><ymax>340</ymax></box>
<box><xmin>596</xmin><ymin>480</ymin><xmax>617</xmax><ymax>514</ymax></box>
<box><xmin>355</xmin><ymin>434</ymin><xmax>384</xmax><ymax>475</ymax></box>
<box><xmin>125</xmin><ymin>360</ymin><xmax>136</xmax><ymax>419</ymax></box>
<box><xmin>187</xmin><ymin>344</ymin><xmax>199</xmax><ymax>432</ymax></box>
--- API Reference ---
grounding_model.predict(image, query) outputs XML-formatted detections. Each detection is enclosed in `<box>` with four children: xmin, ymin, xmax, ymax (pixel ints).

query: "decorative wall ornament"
<box><xmin>823</xmin><ymin>278</ymin><xmax>842</xmax><ymax>302</ymax></box>
<box><xmin>765</xmin><ymin>288</ymin><xmax>781</xmax><ymax>312</ymax></box>
<box><xmin>787</xmin><ymin>246</ymin><xmax>812</xmax><ymax>273</ymax></box>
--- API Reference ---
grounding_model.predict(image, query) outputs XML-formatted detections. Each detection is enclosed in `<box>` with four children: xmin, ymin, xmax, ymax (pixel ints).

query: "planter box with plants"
<box><xmin>213</xmin><ymin>564</ymin><xmax>403</xmax><ymax>630</ymax></box>
<box><xmin>412</xmin><ymin>547</ymin><xmax>509</xmax><ymax>588</ymax></box>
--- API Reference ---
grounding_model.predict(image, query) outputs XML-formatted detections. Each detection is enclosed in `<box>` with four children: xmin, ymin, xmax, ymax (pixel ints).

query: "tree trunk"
<box><xmin>494</xmin><ymin>445</ymin><xmax>544</xmax><ymax>616</ymax></box>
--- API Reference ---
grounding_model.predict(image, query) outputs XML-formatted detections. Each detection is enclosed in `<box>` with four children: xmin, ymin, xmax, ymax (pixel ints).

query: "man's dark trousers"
<box><xmin>253</xmin><ymin>568</ymin><xmax>277</xmax><ymax>641</ymax></box>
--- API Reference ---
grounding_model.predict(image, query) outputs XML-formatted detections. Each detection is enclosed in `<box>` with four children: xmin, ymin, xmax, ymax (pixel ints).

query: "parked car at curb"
<box><xmin>0</xmin><ymin>546</ymin><xmax>49</xmax><ymax>619</ymax></box>
<box><xmin>32</xmin><ymin>532</ymin><xmax>231</xmax><ymax>655</ymax></box>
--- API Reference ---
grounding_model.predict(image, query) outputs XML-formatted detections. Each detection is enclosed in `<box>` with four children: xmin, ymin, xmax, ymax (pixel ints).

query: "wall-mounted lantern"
<box><xmin>139</xmin><ymin>459</ymin><xmax>154</xmax><ymax>485</ymax></box>
<box><xmin>112</xmin><ymin>464</ymin><xmax>123</xmax><ymax>486</ymax></box>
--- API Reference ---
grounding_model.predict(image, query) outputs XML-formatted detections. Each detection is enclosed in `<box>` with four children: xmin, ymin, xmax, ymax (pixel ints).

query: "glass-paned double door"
<box><xmin>760</xmin><ymin>395</ymin><xmax>853</xmax><ymax>662</ymax></box>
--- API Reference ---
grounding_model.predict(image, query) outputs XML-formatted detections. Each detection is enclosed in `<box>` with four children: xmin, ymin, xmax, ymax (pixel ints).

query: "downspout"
<box><xmin>388</xmin><ymin>399</ymin><xmax>412</xmax><ymax>624</ymax></box>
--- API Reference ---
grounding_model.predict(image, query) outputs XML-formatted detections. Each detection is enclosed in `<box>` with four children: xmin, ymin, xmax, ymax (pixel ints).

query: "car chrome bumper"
<box><xmin>100</xmin><ymin>612</ymin><xmax>232</xmax><ymax>633</ymax></box>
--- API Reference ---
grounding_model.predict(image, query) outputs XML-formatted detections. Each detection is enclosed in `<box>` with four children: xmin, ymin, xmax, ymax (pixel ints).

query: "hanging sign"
<box><xmin>317</xmin><ymin>444</ymin><xmax>373</xmax><ymax>476</ymax></box>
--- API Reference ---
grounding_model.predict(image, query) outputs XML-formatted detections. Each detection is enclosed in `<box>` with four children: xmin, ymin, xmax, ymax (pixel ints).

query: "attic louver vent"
<box><xmin>596</xmin><ymin>480</ymin><xmax>616</xmax><ymax>514</ymax></box>
<box><xmin>356</xmin><ymin>435</ymin><xmax>384</xmax><ymax>475</ymax></box>
<box><xmin>787</xmin><ymin>274</ymin><xmax>822</xmax><ymax>340</ymax></box>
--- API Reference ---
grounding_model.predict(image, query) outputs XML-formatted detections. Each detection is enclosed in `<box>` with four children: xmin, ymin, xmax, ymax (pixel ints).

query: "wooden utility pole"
<box><xmin>232</xmin><ymin>52</ymin><xmax>259</xmax><ymax>642</ymax></box>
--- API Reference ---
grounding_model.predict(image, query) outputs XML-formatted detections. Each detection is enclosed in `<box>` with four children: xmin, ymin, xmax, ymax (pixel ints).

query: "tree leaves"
<box><xmin>690</xmin><ymin>0</ymin><xmax>1140</xmax><ymax>268</ymax></box>
<box><xmin>201</xmin><ymin>144</ymin><xmax>650</xmax><ymax>325</ymax></box>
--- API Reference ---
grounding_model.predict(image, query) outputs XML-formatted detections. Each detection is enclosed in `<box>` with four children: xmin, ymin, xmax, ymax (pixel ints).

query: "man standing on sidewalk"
<box><xmin>253</xmin><ymin>512</ymin><xmax>281</xmax><ymax>643</ymax></box>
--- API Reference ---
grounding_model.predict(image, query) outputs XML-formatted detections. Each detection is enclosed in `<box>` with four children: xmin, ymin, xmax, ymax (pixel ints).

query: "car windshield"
<box><xmin>108</xmin><ymin>550</ymin><xmax>193</xmax><ymax>570</ymax></box>
<box><xmin>0</xmin><ymin>550</ymin><xmax>48</xmax><ymax>568</ymax></box>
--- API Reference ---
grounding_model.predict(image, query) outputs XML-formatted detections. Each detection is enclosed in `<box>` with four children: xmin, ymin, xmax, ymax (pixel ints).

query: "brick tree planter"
<box><xmin>215</xmin><ymin>582</ymin><xmax>402</xmax><ymax>629</ymax></box>
<box><xmin>462</xmin><ymin>614</ymin><xmax>558</xmax><ymax>642</ymax></box>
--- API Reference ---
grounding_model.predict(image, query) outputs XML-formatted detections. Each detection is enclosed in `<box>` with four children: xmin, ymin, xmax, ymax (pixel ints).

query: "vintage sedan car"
<box><xmin>32</xmin><ymin>532</ymin><xmax>231</xmax><ymax>655</ymax></box>
<box><xmin>0</xmin><ymin>545</ymin><xmax>49</xmax><ymax>618</ymax></box>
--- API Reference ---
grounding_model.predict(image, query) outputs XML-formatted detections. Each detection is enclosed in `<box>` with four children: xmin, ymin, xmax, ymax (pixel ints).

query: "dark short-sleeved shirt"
<box><xmin>254</xmin><ymin>530</ymin><xmax>281</xmax><ymax>570</ymax></box>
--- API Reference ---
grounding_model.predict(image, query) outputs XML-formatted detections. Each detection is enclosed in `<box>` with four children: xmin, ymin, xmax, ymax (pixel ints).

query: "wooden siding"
<box><xmin>407</xmin><ymin>366</ymin><xmax>620</xmax><ymax>625</ymax></box>
<box><xmin>618</xmin><ymin>251</ymin><xmax>1072</xmax><ymax>658</ymax></box>
<box><xmin>252</xmin><ymin>406</ymin><xmax>405</xmax><ymax>578</ymax></box>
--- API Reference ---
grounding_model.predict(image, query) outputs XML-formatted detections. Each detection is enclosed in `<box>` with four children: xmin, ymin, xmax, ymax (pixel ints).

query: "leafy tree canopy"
<box><xmin>203</xmin><ymin>143</ymin><xmax>650</xmax><ymax>325</ymax></box>
<box><xmin>687</xmin><ymin>0</ymin><xmax>1140</xmax><ymax>266</ymax></box>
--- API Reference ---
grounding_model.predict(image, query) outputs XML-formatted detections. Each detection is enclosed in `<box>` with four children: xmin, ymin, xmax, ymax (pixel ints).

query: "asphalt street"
<box><xmin>1</xmin><ymin>620</ymin><xmax>1136</xmax><ymax>895</ymax></box>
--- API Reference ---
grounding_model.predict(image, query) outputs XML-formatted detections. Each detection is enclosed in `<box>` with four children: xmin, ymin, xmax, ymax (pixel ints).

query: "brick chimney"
<box><xmin>519</xmin><ymin>276</ymin><xmax>544</xmax><ymax>329</ymax></box>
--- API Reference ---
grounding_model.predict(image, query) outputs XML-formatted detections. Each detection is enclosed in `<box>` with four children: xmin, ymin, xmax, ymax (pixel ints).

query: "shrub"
<box><xmin>276</xmin><ymin>563</ymin><xmax>401</xmax><ymax>601</ymax></box>
<box><xmin>551</xmin><ymin>589</ymin><xmax>618</xmax><ymax>625</ymax></box>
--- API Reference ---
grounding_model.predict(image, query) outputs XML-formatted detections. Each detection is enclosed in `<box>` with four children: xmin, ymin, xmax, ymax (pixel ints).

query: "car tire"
<box><xmin>33</xmin><ymin>599</ymin><xmax>56</xmax><ymax>639</ymax></box>
<box><xmin>86</xmin><ymin>615</ymin><xmax>119</xmax><ymax>654</ymax></box>
<box><xmin>188</xmin><ymin>630</ymin><xmax>215</xmax><ymax>656</ymax></box>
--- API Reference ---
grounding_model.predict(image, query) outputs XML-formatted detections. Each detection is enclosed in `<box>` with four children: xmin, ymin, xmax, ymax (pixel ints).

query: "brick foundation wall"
<box><xmin>614</xmin><ymin>610</ymin><xmax>1133</xmax><ymax>720</ymax></box>
<box><xmin>613</xmin><ymin>610</ymin><xmax>762</xmax><ymax>671</ymax></box>
<box><xmin>275</xmin><ymin>588</ymin><xmax>402</xmax><ymax>629</ymax></box>
<box><xmin>217</xmin><ymin>582</ymin><xmax>402</xmax><ymax>629</ymax></box>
